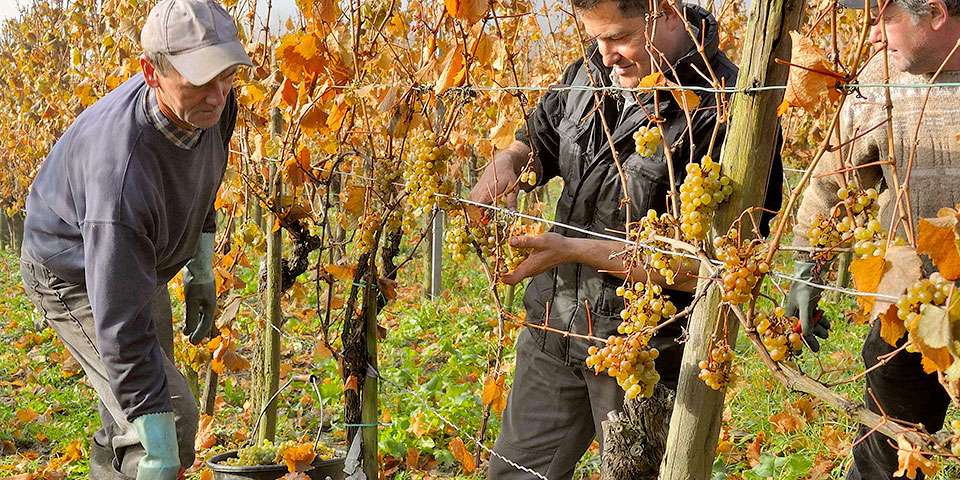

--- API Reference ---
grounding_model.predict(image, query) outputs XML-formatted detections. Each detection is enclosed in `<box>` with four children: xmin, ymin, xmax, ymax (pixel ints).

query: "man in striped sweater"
<box><xmin>787</xmin><ymin>0</ymin><xmax>960</xmax><ymax>477</ymax></box>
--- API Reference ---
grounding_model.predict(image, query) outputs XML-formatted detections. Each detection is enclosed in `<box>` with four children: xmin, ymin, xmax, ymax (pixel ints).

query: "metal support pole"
<box><xmin>430</xmin><ymin>209</ymin><xmax>444</xmax><ymax>299</ymax></box>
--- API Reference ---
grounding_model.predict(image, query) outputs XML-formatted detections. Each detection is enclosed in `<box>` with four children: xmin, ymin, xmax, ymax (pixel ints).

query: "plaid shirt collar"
<box><xmin>143</xmin><ymin>88</ymin><xmax>201</xmax><ymax>150</ymax></box>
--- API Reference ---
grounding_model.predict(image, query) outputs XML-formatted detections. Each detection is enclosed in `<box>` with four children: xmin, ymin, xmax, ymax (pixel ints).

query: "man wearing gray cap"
<box><xmin>18</xmin><ymin>0</ymin><xmax>252</xmax><ymax>478</ymax></box>
<box><xmin>787</xmin><ymin>0</ymin><xmax>960</xmax><ymax>477</ymax></box>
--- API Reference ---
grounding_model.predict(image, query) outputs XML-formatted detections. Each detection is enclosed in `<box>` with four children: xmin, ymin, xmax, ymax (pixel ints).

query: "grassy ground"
<box><xmin>1</xmin><ymin>239</ymin><xmax>959</xmax><ymax>479</ymax></box>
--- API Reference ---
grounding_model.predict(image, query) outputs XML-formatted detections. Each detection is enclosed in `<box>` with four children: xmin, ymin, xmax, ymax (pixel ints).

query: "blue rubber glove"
<box><xmin>132</xmin><ymin>412</ymin><xmax>180</xmax><ymax>480</ymax></box>
<box><xmin>183</xmin><ymin>233</ymin><xmax>216</xmax><ymax>345</ymax></box>
<box><xmin>784</xmin><ymin>261</ymin><xmax>831</xmax><ymax>352</ymax></box>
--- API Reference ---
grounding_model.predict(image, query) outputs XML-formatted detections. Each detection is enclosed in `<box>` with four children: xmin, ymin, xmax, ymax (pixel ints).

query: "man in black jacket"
<box><xmin>470</xmin><ymin>1</ymin><xmax>781</xmax><ymax>478</ymax></box>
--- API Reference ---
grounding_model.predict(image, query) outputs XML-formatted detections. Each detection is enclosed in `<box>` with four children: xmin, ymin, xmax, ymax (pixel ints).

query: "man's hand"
<box><xmin>467</xmin><ymin>141</ymin><xmax>534</xmax><ymax>220</ymax></box>
<box><xmin>132</xmin><ymin>412</ymin><xmax>181</xmax><ymax>480</ymax></box>
<box><xmin>183</xmin><ymin>233</ymin><xmax>216</xmax><ymax>345</ymax></box>
<box><xmin>784</xmin><ymin>261</ymin><xmax>830</xmax><ymax>352</ymax></box>
<box><xmin>500</xmin><ymin>233</ymin><xmax>574</xmax><ymax>285</ymax></box>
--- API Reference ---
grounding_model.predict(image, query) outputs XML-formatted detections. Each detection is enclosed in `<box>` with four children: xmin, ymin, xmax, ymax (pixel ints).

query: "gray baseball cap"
<box><xmin>141</xmin><ymin>0</ymin><xmax>253</xmax><ymax>85</ymax></box>
<box><xmin>838</xmin><ymin>0</ymin><xmax>882</xmax><ymax>9</ymax></box>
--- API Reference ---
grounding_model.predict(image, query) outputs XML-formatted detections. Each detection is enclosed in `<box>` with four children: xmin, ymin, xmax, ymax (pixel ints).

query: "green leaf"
<box><xmin>783</xmin><ymin>453</ymin><xmax>814</xmax><ymax>478</ymax></box>
<box><xmin>422</xmin><ymin>375</ymin><xmax>441</xmax><ymax>391</ymax></box>
<box><xmin>711</xmin><ymin>457</ymin><xmax>729</xmax><ymax>480</ymax></box>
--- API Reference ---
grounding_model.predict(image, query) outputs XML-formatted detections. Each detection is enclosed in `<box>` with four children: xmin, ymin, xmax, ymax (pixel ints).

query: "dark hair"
<box><xmin>572</xmin><ymin>0</ymin><xmax>652</xmax><ymax>18</ymax></box>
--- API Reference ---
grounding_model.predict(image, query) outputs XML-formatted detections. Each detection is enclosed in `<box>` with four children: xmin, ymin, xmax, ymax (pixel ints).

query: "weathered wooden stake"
<box><xmin>835</xmin><ymin>250</ymin><xmax>853</xmax><ymax>290</ymax></box>
<box><xmin>659</xmin><ymin>0</ymin><xmax>803</xmax><ymax>477</ymax></box>
<box><xmin>361</xmin><ymin>263</ymin><xmax>379</xmax><ymax>480</ymax></box>
<box><xmin>257</xmin><ymin>107</ymin><xmax>284</xmax><ymax>443</ymax></box>
<box><xmin>0</xmin><ymin>211</ymin><xmax>9</xmax><ymax>250</ymax></box>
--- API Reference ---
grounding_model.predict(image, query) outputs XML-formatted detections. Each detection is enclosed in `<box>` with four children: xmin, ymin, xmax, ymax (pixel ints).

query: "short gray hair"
<box><xmin>143</xmin><ymin>51</ymin><xmax>175</xmax><ymax>76</ymax></box>
<box><xmin>897</xmin><ymin>0</ymin><xmax>960</xmax><ymax>22</ymax></box>
<box><xmin>573</xmin><ymin>0</ymin><xmax>651</xmax><ymax>18</ymax></box>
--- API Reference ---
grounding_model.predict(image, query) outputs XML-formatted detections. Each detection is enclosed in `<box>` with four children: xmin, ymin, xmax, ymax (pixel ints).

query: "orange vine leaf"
<box><xmin>916</xmin><ymin>208</ymin><xmax>960</xmax><ymax>280</ymax></box>
<box><xmin>448</xmin><ymin>436</ymin><xmax>476</xmax><ymax>473</ymax></box>
<box><xmin>894</xmin><ymin>435</ymin><xmax>939</xmax><ymax>479</ymax></box>
<box><xmin>782</xmin><ymin>31</ymin><xmax>843</xmax><ymax>112</ymax></box>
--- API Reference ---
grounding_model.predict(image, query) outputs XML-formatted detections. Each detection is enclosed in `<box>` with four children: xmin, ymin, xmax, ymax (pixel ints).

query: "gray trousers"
<box><xmin>20</xmin><ymin>258</ymin><xmax>198</xmax><ymax>478</ymax></box>
<box><xmin>488</xmin><ymin>329</ymin><xmax>625</xmax><ymax>480</ymax></box>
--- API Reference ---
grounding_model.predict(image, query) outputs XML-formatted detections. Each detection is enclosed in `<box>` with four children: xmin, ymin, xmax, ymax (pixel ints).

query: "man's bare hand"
<box><xmin>500</xmin><ymin>233</ymin><xmax>574</xmax><ymax>285</ymax></box>
<box><xmin>466</xmin><ymin>141</ymin><xmax>533</xmax><ymax>221</ymax></box>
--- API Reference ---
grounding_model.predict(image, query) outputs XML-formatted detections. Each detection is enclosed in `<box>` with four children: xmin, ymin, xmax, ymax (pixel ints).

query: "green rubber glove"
<box><xmin>784</xmin><ymin>261</ymin><xmax>830</xmax><ymax>352</ymax></box>
<box><xmin>183</xmin><ymin>232</ymin><xmax>216</xmax><ymax>345</ymax></box>
<box><xmin>132</xmin><ymin>412</ymin><xmax>180</xmax><ymax>480</ymax></box>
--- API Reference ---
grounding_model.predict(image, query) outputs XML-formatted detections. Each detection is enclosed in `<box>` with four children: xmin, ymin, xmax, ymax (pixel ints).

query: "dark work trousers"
<box><xmin>488</xmin><ymin>328</ymin><xmax>625</xmax><ymax>480</ymax></box>
<box><xmin>846</xmin><ymin>320</ymin><xmax>951</xmax><ymax>480</ymax></box>
<box><xmin>20</xmin><ymin>258</ymin><xmax>198</xmax><ymax>479</ymax></box>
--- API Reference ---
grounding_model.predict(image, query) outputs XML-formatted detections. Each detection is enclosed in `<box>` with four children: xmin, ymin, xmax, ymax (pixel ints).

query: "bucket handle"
<box><xmin>247</xmin><ymin>374</ymin><xmax>326</xmax><ymax>452</ymax></box>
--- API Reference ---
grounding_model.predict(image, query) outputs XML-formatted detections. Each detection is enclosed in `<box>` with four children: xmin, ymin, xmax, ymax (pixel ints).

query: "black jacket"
<box><xmin>517</xmin><ymin>5</ymin><xmax>782</xmax><ymax>384</ymax></box>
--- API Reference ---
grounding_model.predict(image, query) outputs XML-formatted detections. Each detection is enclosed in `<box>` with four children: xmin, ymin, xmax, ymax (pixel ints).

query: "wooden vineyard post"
<box><xmin>361</xmin><ymin>263</ymin><xmax>379</xmax><ymax>480</ymax></box>
<box><xmin>659</xmin><ymin>0</ymin><xmax>803</xmax><ymax>477</ymax></box>
<box><xmin>835</xmin><ymin>250</ymin><xmax>853</xmax><ymax>290</ymax></box>
<box><xmin>0</xmin><ymin>210</ymin><xmax>8</xmax><ymax>250</ymax></box>
<box><xmin>257</xmin><ymin>107</ymin><xmax>285</xmax><ymax>443</ymax></box>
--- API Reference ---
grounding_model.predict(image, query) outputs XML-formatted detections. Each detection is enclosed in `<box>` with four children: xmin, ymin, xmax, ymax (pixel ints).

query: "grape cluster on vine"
<box><xmin>714</xmin><ymin>233</ymin><xmax>770</xmax><ymax>305</ymax></box>
<box><xmin>518</xmin><ymin>167</ymin><xmax>537</xmax><ymax>187</ymax></box>
<box><xmin>444</xmin><ymin>212</ymin><xmax>473</xmax><ymax>263</ymax></box>
<box><xmin>896</xmin><ymin>273</ymin><xmax>953</xmax><ymax>330</ymax></box>
<box><xmin>587</xmin><ymin>339</ymin><xmax>660</xmax><ymax>400</ymax></box>
<box><xmin>805</xmin><ymin>213</ymin><xmax>845</xmax><ymax>262</ymax></box>
<box><xmin>585</xmin><ymin>281</ymin><xmax>677</xmax><ymax>399</ymax></box>
<box><xmin>356</xmin><ymin>213</ymin><xmax>380</xmax><ymax>253</ymax></box>
<box><xmin>443</xmin><ymin>208</ymin><xmax>535</xmax><ymax>278</ymax></box>
<box><xmin>404</xmin><ymin>131</ymin><xmax>455</xmax><ymax>212</ymax></box>
<box><xmin>628</xmin><ymin>209</ymin><xmax>684</xmax><ymax>286</ymax></box>
<box><xmin>633</xmin><ymin>125</ymin><xmax>662</xmax><ymax>157</ymax></box>
<box><xmin>615</xmin><ymin>281</ymin><xmax>678</xmax><ymax>338</ymax></box>
<box><xmin>838</xmin><ymin>183</ymin><xmax>887</xmax><ymax>258</ymax></box>
<box><xmin>756</xmin><ymin>306</ymin><xmax>804</xmax><ymax>362</ymax></box>
<box><xmin>807</xmin><ymin>182</ymin><xmax>888</xmax><ymax>261</ymax></box>
<box><xmin>698</xmin><ymin>337</ymin><xmax>734</xmax><ymax>390</ymax></box>
<box><xmin>679</xmin><ymin>155</ymin><xmax>733</xmax><ymax>242</ymax></box>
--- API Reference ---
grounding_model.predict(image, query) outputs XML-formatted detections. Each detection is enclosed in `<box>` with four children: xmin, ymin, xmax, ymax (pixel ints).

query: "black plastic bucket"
<box><xmin>207</xmin><ymin>451</ymin><xmax>346</xmax><ymax>480</ymax></box>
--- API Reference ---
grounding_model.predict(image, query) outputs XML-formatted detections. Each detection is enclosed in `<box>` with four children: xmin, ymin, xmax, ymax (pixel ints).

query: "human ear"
<box><xmin>140</xmin><ymin>55</ymin><xmax>161</xmax><ymax>88</ymax></box>
<box><xmin>656</xmin><ymin>0</ymin><xmax>682</xmax><ymax>30</ymax></box>
<box><xmin>927</xmin><ymin>0</ymin><xmax>949</xmax><ymax>29</ymax></box>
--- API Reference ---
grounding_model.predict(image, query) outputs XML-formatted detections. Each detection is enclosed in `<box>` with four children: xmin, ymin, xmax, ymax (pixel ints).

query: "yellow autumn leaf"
<box><xmin>324</xmin><ymin>263</ymin><xmax>357</xmax><ymax>283</ymax></box>
<box><xmin>489</xmin><ymin>117</ymin><xmax>521</xmax><ymax>149</ymax></box>
<box><xmin>435</xmin><ymin>47</ymin><xmax>466</xmax><ymax>95</ymax></box>
<box><xmin>637</xmin><ymin>72</ymin><xmax>665</xmax><ymax>91</ymax></box>
<box><xmin>444</xmin><ymin>0</ymin><xmax>488</xmax><ymax>25</ymax></box>
<box><xmin>669</xmin><ymin>82</ymin><xmax>700</xmax><ymax>112</ymax></box>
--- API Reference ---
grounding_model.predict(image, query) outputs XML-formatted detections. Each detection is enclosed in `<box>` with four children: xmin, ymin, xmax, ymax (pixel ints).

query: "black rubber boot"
<box><xmin>89</xmin><ymin>438</ymin><xmax>134</xmax><ymax>480</ymax></box>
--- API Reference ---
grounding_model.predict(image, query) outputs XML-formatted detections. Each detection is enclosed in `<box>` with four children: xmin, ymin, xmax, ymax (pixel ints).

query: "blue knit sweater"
<box><xmin>22</xmin><ymin>74</ymin><xmax>236</xmax><ymax>421</ymax></box>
